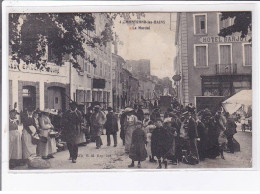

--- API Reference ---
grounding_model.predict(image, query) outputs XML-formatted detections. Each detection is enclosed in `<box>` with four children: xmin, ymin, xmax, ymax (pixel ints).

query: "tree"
<box><xmin>9</xmin><ymin>13</ymin><xmax>113</xmax><ymax>70</ymax></box>
<box><xmin>218</xmin><ymin>12</ymin><xmax>252</xmax><ymax>41</ymax></box>
<box><xmin>9</xmin><ymin>12</ymin><xmax>145</xmax><ymax>70</ymax></box>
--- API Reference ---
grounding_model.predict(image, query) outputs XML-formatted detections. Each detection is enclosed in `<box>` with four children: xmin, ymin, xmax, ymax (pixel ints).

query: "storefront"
<box><xmin>201</xmin><ymin>74</ymin><xmax>252</xmax><ymax>98</ymax></box>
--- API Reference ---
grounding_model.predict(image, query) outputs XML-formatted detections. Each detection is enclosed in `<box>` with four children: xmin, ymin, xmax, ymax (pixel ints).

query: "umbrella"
<box><xmin>222</xmin><ymin>90</ymin><xmax>252</xmax><ymax>114</ymax></box>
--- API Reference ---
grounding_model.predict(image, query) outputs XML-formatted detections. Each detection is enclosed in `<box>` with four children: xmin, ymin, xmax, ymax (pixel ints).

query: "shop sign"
<box><xmin>199</xmin><ymin>35</ymin><xmax>251</xmax><ymax>43</ymax></box>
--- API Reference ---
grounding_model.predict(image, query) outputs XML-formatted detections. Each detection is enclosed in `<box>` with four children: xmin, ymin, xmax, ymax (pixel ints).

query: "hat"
<box><xmin>182</xmin><ymin>111</ymin><xmax>189</xmax><ymax>116</ymax></box>
<box><xmin>94</xmin><ymin>105</ymin><xmax>101</xmax><ymax>109</ymax></box>
<box><xmin>107</xmin><ymin>107</ymin><xmax>113</xmax><ymax>112</ymax></box>
<box><xmin>164</xmin><ymin>117</ymin><xmax>172</xmax><ymax>123</ymax></box>
<box><xmin>125</xmin><ymin>107</ymin><xmax>133</xmax><ymax>112</ymax></box>
<box><xmin>49</xmin><ymin>109</ymin><xmax>58</xmax><ymax>115</ymax></box>
<box><xmin>42</xmin><ymin>108</ymin><xmax>51</xmax><ymax>114</ymax></box>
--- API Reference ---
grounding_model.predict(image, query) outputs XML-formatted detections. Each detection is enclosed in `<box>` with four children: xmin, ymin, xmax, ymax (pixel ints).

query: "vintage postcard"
<box><xmin>4</xmin><ymin>3</ymin><xmax>253</xmax><ymax>172</ymax></box>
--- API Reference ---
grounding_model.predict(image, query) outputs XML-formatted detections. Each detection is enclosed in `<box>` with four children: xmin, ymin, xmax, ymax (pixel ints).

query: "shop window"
<box><xmin>193</xmin><ymin>14</ymin><xmax>207</xmax><ymax>35</ymax></box>
<box><xmin>194</xmin><ymin>45</ymin><xmax>208</xmax><ymax>67</ymax></box>
<box><xmin>243</xmin><ymin>43</ymin><xmax>252</xmax><ymax>66</ymax></box>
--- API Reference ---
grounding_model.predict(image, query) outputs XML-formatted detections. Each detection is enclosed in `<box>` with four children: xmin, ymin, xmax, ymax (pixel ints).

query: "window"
<box><xmin>193</xmin><ymin>14</ymin><xmax>207</xmax><ymax>35</ymax></box>
<box><xmin>218</xmin><ymin>13</ymin><xmax>235</xmax><ymax>33</ymax></box>
<box><xmin>218</xmin><ymin>44</ymin><xmax>232</xmax><ymax>65</ymax></box>
<box><xmin>194</xmin><ymin>44</ymin><xmax>208</xmax><ymax>67</ymax></box>
<box><xmin>243</xmin><ymin>43</ymin><xmax>252</xmax><ymax>66</ymax></box>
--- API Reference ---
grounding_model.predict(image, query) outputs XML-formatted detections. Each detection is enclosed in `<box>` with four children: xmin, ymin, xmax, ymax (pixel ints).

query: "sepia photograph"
<box><xmin>7</xmin><ymin>9</ymin><xmax>252</xmax><ymax>171</ymax></box>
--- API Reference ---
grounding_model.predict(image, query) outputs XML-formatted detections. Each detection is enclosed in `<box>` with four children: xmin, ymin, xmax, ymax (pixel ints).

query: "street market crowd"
<box><xmin>9</xmin><ymin>99</ymin><xmax>239</xmax><ymax>169</ymax></box>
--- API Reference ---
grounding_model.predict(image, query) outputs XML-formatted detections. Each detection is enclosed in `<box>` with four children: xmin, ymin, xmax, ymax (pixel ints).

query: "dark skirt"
<box><xmin>129</xmin><ymin>143</ymin><xmax>147</xmax><ymax>161</ymax></box>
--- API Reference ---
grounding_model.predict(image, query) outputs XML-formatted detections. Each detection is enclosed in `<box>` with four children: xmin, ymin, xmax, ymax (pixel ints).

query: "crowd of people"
<box><xmin>120</xmin><ymin>101</ymin><xmax>238</xmax><ymax>168</ymax></box>
<box><xmin>9</xmin><ymin>99</ymin><xmax>238</xmax><ymax>169</ymax></box>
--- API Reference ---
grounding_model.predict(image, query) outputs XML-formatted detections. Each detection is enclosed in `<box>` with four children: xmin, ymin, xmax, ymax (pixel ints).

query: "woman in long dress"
<box><xmin>21</xmin><ymin>108</ymin><xmax>37</xmax><ymax>159</ymax></box>
<box><xmin>124</xmin><ymin>108</ymin><xmax>138</xmax><ymax>153</ymax></box>
<box><xmin>38</xmin><ymin>109</ymin><xmax>57</xmax><ymax>159</ymax></box>
<box><xmin>128</xmin><ymin>121</ymin><xmax>147</xmax><ymax>168</ymax></box>
<box><xmin>9</xmin><ymin>109</ymin><xmax>22</xmax><ymax>168</ymax></box>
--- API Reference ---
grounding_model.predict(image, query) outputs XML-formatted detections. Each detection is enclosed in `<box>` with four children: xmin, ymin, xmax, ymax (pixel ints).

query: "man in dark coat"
<box><xmin>104</xmin><ymin>107</ymin><xmax>119</xmax><ymax>147</ymax></box>
<box><xmin>197</xmin><ymin>117</ymin><xmax>208</xmax><ymax>161</ymax></box>
<box><xmin>225</xmin><ymin>112</ymin><xmax>237</xmax><ymax>153</ymax></box>
<box><xmin>150</xmin><ymin>108</ymin><xmax>161</xmax><ymax>122</ymax></box>
<box><xmin>120</xmin><ymin>110</ymin><xmax>127</xmax><ymax>146</ymax></box>
<box><xmin>136</xmin><ymin>105</ymin><xmax>145</xmax><ymax>122</ymax></box>
<box><xmin>151</xmin><ymin>118</ymin><xmax>173</xmax><ymax>169</ymax></box>
<box><xmin>184</xmin><ymin>112</ymin><xmax>199</xmax><ymax>163</ymax></box>
<box><xmin>62</xmin><ymin>102</ymin><xmax>83</xmax><ymax>163</ymax></box>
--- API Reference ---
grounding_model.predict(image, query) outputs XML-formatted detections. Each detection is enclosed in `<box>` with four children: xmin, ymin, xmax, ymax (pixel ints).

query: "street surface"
<box><xmin>14</xmin><ymin>130</ymin><xmax>252</xmax><ymax>170</ymax></box>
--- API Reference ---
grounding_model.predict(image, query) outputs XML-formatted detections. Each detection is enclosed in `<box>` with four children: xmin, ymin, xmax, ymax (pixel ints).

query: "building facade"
<box><xmin>9</xmin><ymin>59</ymin><xmax>70</xmax><ymax>112</ymax></box>
<box><xmin>112</xmin><ymin>53</ymin><xmax>124</xmax><ymax>111</ymax></box>
<box><xmin>70</xmin><ymin>14</ymin><xmax>113</xmax><ymax>111</ymax></box>
<box><xmin>175</xmin><ymin>12</ymin><xmax>252</xmax><ymax>105</ymax></box>
<box><xmin>9</xmin><ymin>13</ymin><xmax>113</xmax><ymax>113</ymax></box>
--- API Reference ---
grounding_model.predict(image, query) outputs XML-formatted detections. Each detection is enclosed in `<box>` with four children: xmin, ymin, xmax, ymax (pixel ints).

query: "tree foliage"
<box><xmin>9</xmin><ymin>12</ymin><xmax>145</xmax><ymax>70</ymax></box>
<box><xmin>218</xmin><ymin>12</ymin><xmax>252</xmax><ymax>41</ymax></box>
<box><xmin>9</xmin><ymin>13</ymin><xmax>113</xmax><ymax>70</ymax></box>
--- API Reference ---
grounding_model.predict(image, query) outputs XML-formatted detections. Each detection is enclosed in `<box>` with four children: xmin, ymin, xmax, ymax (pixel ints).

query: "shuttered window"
<box><xmin>244</xmin><ymin>44</ymin><xmax>252</xmax><ymax>66</ymax></box>
<box><xmin>219</xmin><ymin>45</ymin><xmax>232</xmax><ymax>65</ymax></box>
<box><xmin>194</xmin><ymin>14</ymin><xmax>207</xmax><ymax>35</ymax></box>
<box><xmin>194</xmin><ymin>45</ymin><xmax>208</xmax><ymax>67</ymax></box>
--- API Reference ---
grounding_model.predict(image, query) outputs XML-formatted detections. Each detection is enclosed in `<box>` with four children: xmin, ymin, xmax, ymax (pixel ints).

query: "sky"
<box><xmin>113</xmin><ymin>13</ymin><xmax>177</xmax><ymax>79</ymax></box>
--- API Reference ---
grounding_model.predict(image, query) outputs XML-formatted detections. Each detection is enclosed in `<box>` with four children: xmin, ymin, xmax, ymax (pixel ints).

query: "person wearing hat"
<box><xmin>151</xmin><ymin>118</ymin><xmax>173</xmax><ymax>169</ymax></box>
<box><xmin>21</xmin><ymin>107</ymin><xmax>38</xmax><ymax>160</ymax></box>
<box><xmin>104</xmin><ymin>107</ymin><xmax>118</xmax><ymax>147</ymax></box>
<box><xmin>128</xmin><ymin>121</ymin><xmax>147</xmax><ymax>168</ymax></box>
<box><xmin>119</xmin><ymin>109</ymin><xmax>127</xmax><ymax>146</ymax></box>
<box><xmin>90</xmin><ymin>104</ymin><xmax>107</xmax><ymax>149</ymax></box>
<box><xmin>9</xmin><ymin>109</ymin><xmax>22</xmax><ymax>168</ymax></box>
<box><xmin>123</xmin><ymin>107</ymin><xmax>138</xmax><ymax>153</ymax></box>
<box><xmin>38</xmin><ymin>108</ymin><xmax>56</xmax><ymax>160</ymax></box>
<box><xmin>150</xmin><ymin>108</ymin><xmax>161</xmax><ymax>123</ymax></box>
<box><xmin>62</xmin><ymin>102</ymin><xmax>83</xmax><ymax>163</ymax></box>
<box><xmin>163</xmin><ymin>117</ymin><xmax>178</xmax><ymax>165</ymax></box>
<box><xmin>136</xmin><ymin>105</ymin><xmax>144</xmax><ymax>122</ymax></box>
<box><xmin>183</xmin><ymin>110</ymin><xmax>199</xmax><ymax>163</ymax></box>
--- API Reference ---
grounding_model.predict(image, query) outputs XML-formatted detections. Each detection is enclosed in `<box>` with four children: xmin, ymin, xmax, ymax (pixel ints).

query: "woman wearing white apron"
<box><xmin>21</xmin><ymin>108</ymin><xmax>37</xmax><ymax>159</ymax></box>
<box><xmin>9</xmin><ymin>109</ymin><xmax>23</xmax><ymax>168</ymax></box>
<box><xmin>124</xmin><ymin>108</ymin><xmax>138</xmax><ymax>153</ymax></box>
<box><xmin>38</xmin><ymin>109</ymin><xmax>57</xmax><ymax>159</ymax></box>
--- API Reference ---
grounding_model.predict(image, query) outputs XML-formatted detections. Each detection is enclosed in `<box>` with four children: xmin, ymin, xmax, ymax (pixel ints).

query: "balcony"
<box><xmin>215</xmin><ymin>64</ymin><xmax>237</xmax><ymax>75</ymax></box>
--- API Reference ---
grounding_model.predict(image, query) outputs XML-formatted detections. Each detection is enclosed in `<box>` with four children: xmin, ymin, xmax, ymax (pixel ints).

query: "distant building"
<box><xmin>125</xmin><ymin>59</ymin><xmax>151</xmax><ymax>78</ymax></box>
<box><xmin>175</xmin><ymin>12</ymin><xmax>252</xmax><ymax>105</ymax></box>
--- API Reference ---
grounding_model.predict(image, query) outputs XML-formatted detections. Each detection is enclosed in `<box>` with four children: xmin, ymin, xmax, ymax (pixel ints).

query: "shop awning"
<box><xmin>222</xmin><ymin>90</ymin><xmax>252</xmax><ymax>114</ymax></box>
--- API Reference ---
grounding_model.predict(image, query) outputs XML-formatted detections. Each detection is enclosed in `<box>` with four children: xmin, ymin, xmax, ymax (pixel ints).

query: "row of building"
<box><xmin>9</xmin><ymin>13</ymin><xmax>175</xmax><ymax>113</ymax></box>
<box><xmin>174</xmin><ymin>12</ymin><xmax>252</xmax><ymax>106</ymax></box>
